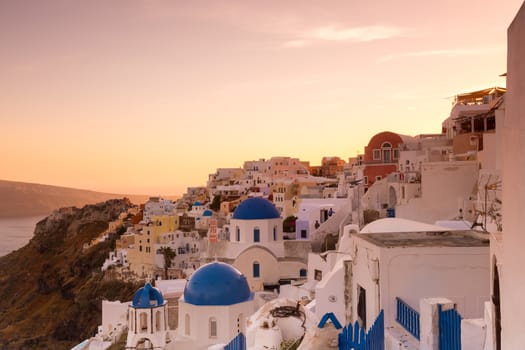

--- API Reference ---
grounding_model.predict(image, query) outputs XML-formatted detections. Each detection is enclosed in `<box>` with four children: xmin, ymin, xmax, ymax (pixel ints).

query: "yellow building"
<box><xmin>127</xmin><ymin>215</ymin><xmax>180</xmax><ymax>279</ymax></box>
<box><xmin>151</xmin><ymin>215</ymin><xmax>180</xmax><ymax>239</ymax></box>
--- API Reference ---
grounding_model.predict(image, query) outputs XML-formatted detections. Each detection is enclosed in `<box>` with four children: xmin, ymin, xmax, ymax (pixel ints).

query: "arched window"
<box><xmin>209</xmin><ymin>317</ymin><xmax>217</xmax><ymax>338</ymax></box>
<box><xmin>185</xmin><ymin>313</ymin><xmax>190</xmax><ymax>335</ymax></box>
<box><xmin>236</xmin><ymin>226</ymin><xmax>240</xmax><ymax>242</ymax></box>
<box><xmin>130</xmin><ymin>310</ymin><xmax>135</xmax><ymax>333</ymax></box>
<box><xmin>253</xmin><ymin>262</ymin><xmax>260</xmax><ymax>278</ymax></box>
<box><xmin>156</xmin><ymin>310</ymin><xmax>162</xmax><ymax>331</ymax></box>
<box><xmin>140</xmin><ymin>312</ymin><xmax>148</xmax><ymax>333</ymax></box>
<box><xmin>381</xmin><ymin>142</ymin><xmax>392</xmax><ymax>163</ymax></box>
<box><xmin>253</xmin><ymin>227</ymin><xmax>260</xmax><ymax>242</ymax></box>
<box><xmin>273</xmin><ymin>226</ymin><xmax>277</xmax><ymax>241</ymax></box>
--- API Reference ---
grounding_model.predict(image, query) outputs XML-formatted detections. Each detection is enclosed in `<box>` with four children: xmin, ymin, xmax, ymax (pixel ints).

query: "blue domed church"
<box><xmin>176</xmin><ymin>261</ymin><xmax>255</xmax><ymax>348</ymax></box>
<box><xmin>208</xmin><ymin>197</ymin><xmax>308</xmax><ymax>291</ymax></box>
<box><xmin>127</xmin><ymin>262</ymin><xmax>255</xmax><ymax>349</ymax></box>
<box><xmin>126</xmin><ymin>283</ymin><xmax>169</xmax><ymax>349</ymax></box>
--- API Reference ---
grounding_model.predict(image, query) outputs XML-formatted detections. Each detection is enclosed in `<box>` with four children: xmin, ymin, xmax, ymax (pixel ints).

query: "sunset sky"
<box><xmin>1</xmin><ymin>0</ymin><xmax>522</xmax><ymax>196</ymax></box>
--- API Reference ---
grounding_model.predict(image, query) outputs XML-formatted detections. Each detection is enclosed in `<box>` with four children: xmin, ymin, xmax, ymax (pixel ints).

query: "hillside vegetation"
<box><xmin>0</xmin><ymin>199</ymin><xmax>142</xmax><ymax>349</ymax></box>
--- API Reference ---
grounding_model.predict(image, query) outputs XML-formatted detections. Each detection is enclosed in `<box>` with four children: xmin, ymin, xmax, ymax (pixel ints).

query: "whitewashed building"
<box><xmin>174</xmin><ymin>262</ymin><xmax>256</xmax><ymax>349</ymax></box>
<box><xmin>348</xmin><ymin>228</ymin><xmax>489</xmax><ymax>331</ymax></box>
<box><xmin>294</xmin><ymin>198</ymin><xmax>348</xmax><ymax>240</ymax></box>
<box><xmin>144</xmin><ymin>197</ymin><xmax>176</xmax><ymax>221</ymax></box>
<box><xmin>309</xmin><ymin>218</ymin><xmax>489</xmax><ymax>348</ymax></box>
<box><xmin>207</xmin><ymin>197</ymin><xmax>310</xmax><ymax>291</ymax></box>
<box><xmin>119</xmin><ymin>262</ymin><xmax>257</xmax><ymax>350</ymax></box>
<box><xmin>491</xmin><ymin>3</ymin><xmax>525</xmax><ymax>348</ymax></box>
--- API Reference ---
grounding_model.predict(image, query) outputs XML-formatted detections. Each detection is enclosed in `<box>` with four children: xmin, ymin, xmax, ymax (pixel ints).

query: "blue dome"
<box><xmin>184</xmin><ymin>262</ymin><xmax>253</xmax><ymax>306</ymax></box>
<box><xmin>203</xmin><ymin>209</ymin><xmax>213</xmax><ymax>217</ymax></box>
<box><xmin>132</xmin><ymin>283</ymin><xmax>165</xmax><ymax>308</ymax></box>
<box><xmin>193</xmin><ymin>201</ymin><xmax>202</xmax><ymax>206</ymax></box>
<box><xmin>232</xmin><ymin>197</ymin><xmax>280</xmax><ymax>220</ymax></box>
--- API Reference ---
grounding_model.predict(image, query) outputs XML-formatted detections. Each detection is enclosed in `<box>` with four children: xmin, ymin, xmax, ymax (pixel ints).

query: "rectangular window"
<box><xmin>140</xmin><ymin>312</ymin><xmax>148</xmax><ymax>332</ymax></box>
<box><xmin>393</xmin><ymin>148</ymin><xmax>400</xmax><ymax>160</ymax></box>
<box><xmin>364</xmin><ymin>176</ymin><xmax>368</xmax><ymax>185</ymax></box>
<box><xmin>383</xmin><ymin>149</ymin><xmax>391</xmax><ymax>162</ymax></box>
<box><xmin>253</xmin><ymin>263</ymin><xmax>260</xmax><ymax>278</ymax></box>
<box><xmin>376</xmin><ymin>176</ymin><xmax>382</xmax><ymax>181</ymax></box>
<box><xmin>301</xmin><ymin>229</ymin><xmax>307</xmax><ymax>239</ymax></box>
<box><xmin>314</xmin><ymin>269</ymin><xmax>322</xmax><ymax>281</ymax></box>
<box><xmin>185</xmin><ymin>314</ymin><xmax>190</xmax><ymax>335</ymax></box>
<box><xmin>253</xmin><ymin>228</ymin><xmax>260</xmax><ymax>242</ymax></box>
<box><xmin>373</xmin><ymin>149</ymin><xmax>381</xmax><ymax>160</ymax></box>
<box><xmin>156</xmin><ymin>311</ymin><xmax>161</xmax><ymax>331</ymax></box>
<box><xmin>321</xmin><ymin>209</ymin><xmax>329</xmax><ymax>223</ymax></box>
<box><xmin>209</xmin><ymin>319</ymin><xmax>217</xmax><ymax>338</ymax></box>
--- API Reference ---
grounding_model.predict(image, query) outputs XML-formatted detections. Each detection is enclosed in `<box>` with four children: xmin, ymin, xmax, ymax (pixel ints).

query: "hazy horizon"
<box><xmin>0</xmin><ymin>177</ymin><xmax>171</xmax><ymax>197</ymax></box>
<box><xmin>1</xmin><ymin>0</ymin><xmax>522</xmax><ymax>196</ymax></box>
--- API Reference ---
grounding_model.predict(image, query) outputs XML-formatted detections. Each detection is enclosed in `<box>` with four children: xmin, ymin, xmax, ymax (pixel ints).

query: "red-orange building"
<box><xmin>362</xmin><ymin>131</ymin><xmax>411</xmax><ymax>189</ymax></box>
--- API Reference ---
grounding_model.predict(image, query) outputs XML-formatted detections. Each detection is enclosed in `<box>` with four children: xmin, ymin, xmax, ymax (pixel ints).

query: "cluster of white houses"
<box><xmin>74</xmin><ymin>3</ymin><xmax>525</xmax><ymax>349</ymax></box>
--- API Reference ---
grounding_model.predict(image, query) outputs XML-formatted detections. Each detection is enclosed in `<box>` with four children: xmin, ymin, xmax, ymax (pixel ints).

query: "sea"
<box><xmin>0</xmin><ymin>216</ymin><xmax>45</xmax><ymax>257</ymax></box>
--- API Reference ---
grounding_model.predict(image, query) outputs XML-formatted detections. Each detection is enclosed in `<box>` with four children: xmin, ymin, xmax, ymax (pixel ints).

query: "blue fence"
<box><xmin>438</xmin><ymin>305</ymin><xmax>462</xmax><ymax>350</ymax></box>
<box><xmin>338</xmin><ymin>320</ymin><xmax>365</xmax><ymax>350</ymax></box>
<box><xmin>395</xmin><ymin>297</ymin><xmax>420</xmax><ymax>340</ymax></box>
<box><xmin>366</xmin><ymin>310</ymin><xmax>385</xmax><ymax>350</ymax></box>
<box><xmin>224</xmin><ymin>333</ymin><xmax>246</xmax><ymax>350</ymax></box>
<box><xmin>338</xmin><ymin>310</ymin><xmax>384</xmax><ymax>350</ymax></box>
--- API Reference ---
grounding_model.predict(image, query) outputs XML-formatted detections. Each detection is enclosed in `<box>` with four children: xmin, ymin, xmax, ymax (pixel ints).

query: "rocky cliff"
<box><xmin>0</xmin><ymin>199</ymin><xmax>141</xmax><ymax>349</ymax></box>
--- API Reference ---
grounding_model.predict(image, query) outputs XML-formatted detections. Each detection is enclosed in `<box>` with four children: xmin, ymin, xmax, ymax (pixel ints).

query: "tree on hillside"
<box><xmin>210</xmin><ymin>195</ymin><xmax>221</xmax><ymax>211</ymax></box>
<box><xmin>159</xmin><ymin>246</ymin><xmax>176</xmax><ymax>280</ymax></box>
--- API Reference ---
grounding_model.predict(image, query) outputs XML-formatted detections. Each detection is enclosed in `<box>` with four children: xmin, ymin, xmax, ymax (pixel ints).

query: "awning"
<box><xmin>455</xmin><ymin>87</ymin><xmax>506</xmax><ymax>103</ymax></box>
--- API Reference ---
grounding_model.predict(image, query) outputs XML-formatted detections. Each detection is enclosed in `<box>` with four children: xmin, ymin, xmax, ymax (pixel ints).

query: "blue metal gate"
<box><xmin>438</xmin><ymin>304</ymin><xmax>462</xmax><ymax>350</ymax></box>
<box><xmin>224</xmin><ymin>333</ymin><xmax>246</xmax><ymax>350</ymax></box>
<box><xmin>338</xmin><ymin>310</ymin><xmax>384</xmax><ymax>350</ymax></box>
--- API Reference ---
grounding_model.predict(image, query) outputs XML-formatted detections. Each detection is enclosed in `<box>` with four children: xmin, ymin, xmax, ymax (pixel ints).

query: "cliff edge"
<box><xmin>0</xmin><ymin>199</ymin><xmax>141</xmax><ymax>349</ymax></box>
